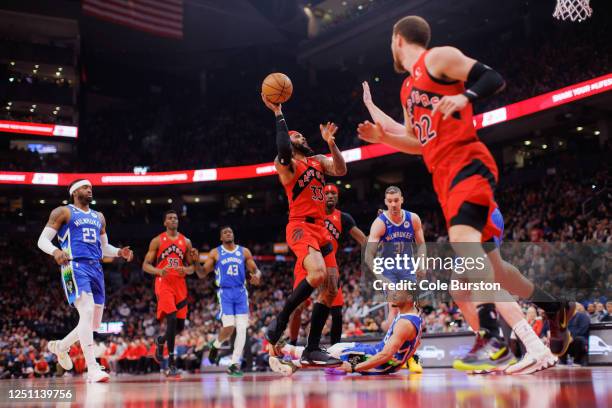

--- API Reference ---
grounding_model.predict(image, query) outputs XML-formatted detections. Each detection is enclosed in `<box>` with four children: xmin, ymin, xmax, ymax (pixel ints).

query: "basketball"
<box><xmin>262</xmin><ymin>72</ymin><xmax>293</xmax><ymax>104</ymax></box>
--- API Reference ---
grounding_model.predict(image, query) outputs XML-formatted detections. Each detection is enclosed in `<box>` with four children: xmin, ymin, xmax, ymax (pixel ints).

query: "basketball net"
<box><xmin>553</xmin><ymin>0</ymin><xmax>592</xmax><ymax>22</ymax></box>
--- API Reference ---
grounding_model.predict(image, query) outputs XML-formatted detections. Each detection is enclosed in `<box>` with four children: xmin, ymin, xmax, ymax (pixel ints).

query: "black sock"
<box><xmin>477</xmin><ymin>303</ymin><xmax>502</xmax><ymax>340</ymax></box>
<box><xmin>528</xmin><ymin>286</ymin><xmax>562</xmax><ymax>314</ymax></box>
<box><xmin>330</xmin><ymin>306</ymin><xmax>343</xmax><ymax>345</ymax></box>
<box><xmin>168</xmin><ymin>353</ymin><xmax>175</xmax><ymax>366</ymax></box>
<box><xmin>306</xmin><ymin>302</ymin><xmax>330</xmax><ymax>352</ymax></box>
<box><xmin>165</xmin><ymin>313</ymin><xmax>177</xmax><ymax>365</ymax></box>
<box><xmin>270</xmin><ymin>279</ymin><xmax>315</xmax><ymax>343</ymax></box>
<box><xmin>157</xmin><ymin>335</ymin><xmax>166</xmax><ymax>345</ymax></box>
<box><xmin>289</xmin><ymin>339</ymin><xmax>297</xmax><ymax>346</ymax></box>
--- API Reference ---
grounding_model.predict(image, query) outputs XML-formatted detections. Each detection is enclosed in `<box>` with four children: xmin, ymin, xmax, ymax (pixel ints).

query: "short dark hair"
<box><xmin>393</xmin><ymin>16</ymin><xmax>431</xmax><ymax>48</ymax></box>
<box><xmin>385</xmin><ymin>185</ymin><xmax>403</xmax><ymax>196</ymax></box>
<box><xmin>163</xmin><ymin>210</ymin><xmax>178</xmax><ymax>221</ymax></box>
<box><xmin>219</xmin><ymin>225</ymin><xmax>232</xmax><ymax>234</ymax></box>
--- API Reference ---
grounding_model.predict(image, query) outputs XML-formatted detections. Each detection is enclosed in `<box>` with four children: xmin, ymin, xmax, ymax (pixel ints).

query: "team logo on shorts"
<box><xmin>291</xmin><ymin>228</ymin><xmax>304</xmax><ymax>243</ymax></box>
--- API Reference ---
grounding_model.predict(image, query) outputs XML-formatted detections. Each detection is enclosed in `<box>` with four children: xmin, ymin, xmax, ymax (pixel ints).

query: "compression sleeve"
<box><xmin>100</xmin><ymin>233</ymin><xmax>120</xmax><ymax>257</ymax></box>
<box><xmin>38</xmin><ymin>227</ymin><xmax>59</xmax><ymax>256</ymax></box>
<box><xmin>276</xmin><ymin>114</ymin><xmax>292</xmax><ymax>166</ymax></box>
<box><xmin>463</xmin><ymin>62</ymin><xmax>505</xmax><ymax>102</ymax></box>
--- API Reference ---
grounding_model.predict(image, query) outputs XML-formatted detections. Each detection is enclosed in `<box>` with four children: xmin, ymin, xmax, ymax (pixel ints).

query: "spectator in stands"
<box><xmin>561</xmin><ymin>303</ymin><xmax>590</xmax><ymax>366</ymax></box>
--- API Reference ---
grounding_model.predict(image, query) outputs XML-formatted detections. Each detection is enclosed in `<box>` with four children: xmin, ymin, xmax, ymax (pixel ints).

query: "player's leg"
<box><xmin>289</xmin><ymin>300</ymin><xmax>307</xmax><ymax>346</ymax></box>
<box><xmin>448</xmin><ymin>212</ymin><xmax>514</xmax><ymax>372</ymax></box>
<box><xmin>486</xmin><ymin>249</ymin><xmax>557</xmax><ymax>374</ymax></box>
<box><xmin>301</xmin><ymin>243</ymin><xmax>341</xmax><ymax>366</ymax></box>
<box><xmin>329</xmin><ymin>287</ymin><xmax>344</xmax><ymax>345</ymax></box>
<box><xmin>227</xmin><ymin>289</ymin><xmax>249</xmax><ymax>377</ymax></box>
<box><xmin>265</xmin><ymin>224</ymin><xmax>324</xmax><ymax>349</ymax></box>
<box><xmin>491</xmin><ymin>256</ymin><xmax>573</xmax><ymax>356</ymax></box>
<box><xmin>210</xmin><ymin>289</ymin><xmax>237</xmax><ymax>365</ymax></box>
<box><xmin>227</xmin><ymin>314</ymin><xmax>248</xmax><ymax>377</ymax></box>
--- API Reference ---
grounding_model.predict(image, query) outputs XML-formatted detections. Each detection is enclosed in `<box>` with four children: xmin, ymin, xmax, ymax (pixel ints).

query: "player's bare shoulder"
<box><xmin>46</xmin><ymin>206</ymin><xmax>71</xmax><ymax>229</ymax></box>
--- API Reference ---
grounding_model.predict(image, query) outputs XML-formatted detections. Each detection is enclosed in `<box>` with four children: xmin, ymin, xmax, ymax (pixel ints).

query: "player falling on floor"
<box><xmin>287</xmin><ymin>184</ymin><xmax>367</xmax><ymax>359</ymax></box>
<box><xmin>270</xmin><ymin>290</ymin><xmax>422</xmax><ymax>376</ymax></box>
<box><xmin>38</xmin><ymin>179</ymin><xmax>133</xmax><ymax>383</ymax></box>
<box><xmin>143</xmin><ymin>210</ymin><xmax>197</xmax><ymax>378</ymax></box>
<box><xmin>357</xmin><ymin>16</ymin><xmax>567</xmax><ymax>373</ymax></box>
<box><xmin>196</xmin><ymin>226</ymin><xmax>262</xmax><ymax>377</ymax></box>
<box><xmin>367</xmin><ymin>186</ymin><xmax>425</xmax><ymax>373</ymax></box>
<box><xmin>261</xmin><ymin>92</ymin><xmax>347</xmax><ymax>367</ymax></box>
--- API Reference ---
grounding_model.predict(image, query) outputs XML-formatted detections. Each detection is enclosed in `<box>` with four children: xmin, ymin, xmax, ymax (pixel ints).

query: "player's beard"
<box><xmin>292</xmin><ymin>141</ymin><xmax>314</xmax><ymax>156</ymax></box>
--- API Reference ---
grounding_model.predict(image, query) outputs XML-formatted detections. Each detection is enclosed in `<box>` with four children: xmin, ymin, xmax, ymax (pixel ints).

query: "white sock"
<box><xmin>231</xmin><ymin>319</ymin><xmax>248</xmax><ymax>365</ymax></box>
<box><xmin>213</xmin><ymin>339</ymin><xmax>223</xmax><ymax>348</ymax></box>
<box><xmin>74</xmin><ymin>292</ymin><xmax>98</xmax><ymax>370</ymax></box>
<box><xmin>513</xmin><ymin>319</ymin><xmax>548</xmax><ymax>355</ymax></box>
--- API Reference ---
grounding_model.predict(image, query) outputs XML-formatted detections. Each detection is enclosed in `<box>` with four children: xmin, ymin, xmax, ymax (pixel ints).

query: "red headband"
<box><xmin>288</xmin><ymin>130</ymin><xmax>301</xmax><ymax>137</ymax></box>
<box><xmin>324</xmin><ymin>184</ymin><xmax>339</xmax><ymax>194</ymax></box>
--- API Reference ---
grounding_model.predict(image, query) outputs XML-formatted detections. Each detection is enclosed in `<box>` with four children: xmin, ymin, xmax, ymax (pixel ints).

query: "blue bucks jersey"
<box><xmin>58</xmin><ymin>205</ymin><xmax>102</xmax><ymax>260</ymax></box>
<box><xmin>373</xmin><ymin>313</ymin><xmax>422</xmax><ymax>373</ymax></box>
<box><xmin>377</xmin><ymin>209</ymin><xmax>416</xmax><ymax>257</ymax></box>
<box><xmin>215</xmin><ymin>245</ymin><xmax>246</xmax><ymax>288</ymax></box>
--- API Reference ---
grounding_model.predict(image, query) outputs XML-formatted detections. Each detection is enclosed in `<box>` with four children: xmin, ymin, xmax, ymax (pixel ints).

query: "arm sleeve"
<box><xmin>463</xmin><ymin>62</ymin><xmax>505</xmax><ymax>102</ymax></box>
<box><xmin>276</xmin><ymin>114</ymin><xmax>292</xmax><ymax>166</ymax></box>
<box><xmin>341</xmin><ymin>212</ymin><xmax>357</xmax><ymax>235</ymax></box>
<box><xmin>37</xmin><ymin>227</ymin><xmax>60</xmax><ymax>256</ymax></box>
<box><xmin>100</xmin><ymin>233</ymin><xmax>120</xmax><ymax>257</ymax></box>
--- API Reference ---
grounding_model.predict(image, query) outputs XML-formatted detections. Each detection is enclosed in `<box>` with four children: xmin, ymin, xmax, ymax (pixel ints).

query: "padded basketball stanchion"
<box><xmin>553</xmin><ymin>0</ymin><xmax>593</xmax><ymax>22</ymax></box>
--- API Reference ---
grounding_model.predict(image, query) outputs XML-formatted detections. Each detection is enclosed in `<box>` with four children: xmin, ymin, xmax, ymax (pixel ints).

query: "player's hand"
<box><xmin>158</xmin><ymin>266</ymin><xmax>169</xmax><ymax>277</ymax></box>
<box><xmin>362</xmin><ymin>81</ymin><xmax>373</xmax><ymax>106</ymax></box>
<box><xmin>320</xmin><ymin>122</ymin><xmax>338</xmax><ymax>145</ymax></box>
<box><xmin>261</xmin><ymin>93</ymin><xmax>282</xmax><ymax>115</ymax></box>
<box><xmin>339</xmin><ymin>361</ymin><xmax>352</xmax><ymax>373</ymax></box>
<box><xmin>52</xmin><ymin>249</ymin><xmax>71</xmax><ymax>266</ymax></box>
<box><xmin>118</xmin><ymin>246</ymin><xmax>133</xmax><ymax>262</ymax></box>
<box><xmin>431</xmin><ymin>94</ymin><xmax>468</xmax><ymax>120</ymax></box>
<box><xmin>357</xmin><ymin>121</ymin><xmax>385</xmax><ymax>144</ymax></box>
<box><xmin>249</xmin><ymin>270</ymin><xmax>262</xmax><ymax>286</ymax></box>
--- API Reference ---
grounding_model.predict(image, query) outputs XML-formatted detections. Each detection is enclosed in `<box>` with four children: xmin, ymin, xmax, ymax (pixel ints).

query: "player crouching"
<box><xmin>269</xmin><ymin>291</ymin><xmax>422</xmax><ymax>376</ymax></box>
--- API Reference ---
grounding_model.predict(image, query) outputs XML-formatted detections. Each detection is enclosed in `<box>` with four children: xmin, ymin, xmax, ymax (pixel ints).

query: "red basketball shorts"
<box><xmin>432</xmin><ymin>143</ymin><xmax>501</xmax><ymax>242</ymax></box>
<box><xmin>155</xmin><ymin>277</ymin><xmax>188</xmax><ymax>320</ymax></box>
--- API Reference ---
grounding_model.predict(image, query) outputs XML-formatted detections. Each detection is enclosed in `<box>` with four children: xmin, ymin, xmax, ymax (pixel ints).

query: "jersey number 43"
<box><xmin>226</xmin><ymin>264</ymin><xmax>240</xmax><ymax>276</ymax></box>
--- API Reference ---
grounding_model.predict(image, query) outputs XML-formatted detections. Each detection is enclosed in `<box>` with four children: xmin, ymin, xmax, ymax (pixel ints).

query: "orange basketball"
<box><xmin>262</xmin><ymin>72</ymin><xmax>293</xmax><ymax>104</ymax></box>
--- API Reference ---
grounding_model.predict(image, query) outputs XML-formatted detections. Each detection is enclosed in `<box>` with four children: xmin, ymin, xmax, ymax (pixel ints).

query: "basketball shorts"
<box><xmin>287</xmin><ymin>220</ymin><xmax>337</xmax><ymax>283</ymax></box>
<box><xmin>155</xmin><ymin>277</ymin><xmax>188</xmax><ymax>320</ymax></box>
<box><xmin>432</xmin><ymin>145</ymin><xmax>501</xmax><ymax>242</ymax></box>
<box><xmin>331</xmin><ymin>284</ymin><xmax>344</xmax><ymax>307</ymax></box>
<box><xmin>67</xmin><ymin>259</ymin><xmax>105</xmax><ymax>305</ymax></box>
<box><xmin>217</xmin><ymin>286</ymin><xmax>249</xmax><ymax>319</ymax></box>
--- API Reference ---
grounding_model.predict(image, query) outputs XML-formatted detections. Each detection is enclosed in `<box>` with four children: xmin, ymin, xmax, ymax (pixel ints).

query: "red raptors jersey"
<box><xmin>401</xmin><ymin>50</ymin><xmax>481</xmax><ymax>173</ymax></box>
<box><xmin>155</xmin><ymin>232</ymin><xmax>188</xmax><ymax>279</ymax></box>
<box><xmin>284</xmin><ymin>157</ymin><xmax>326</xmax><ymax>220</ymax></box>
